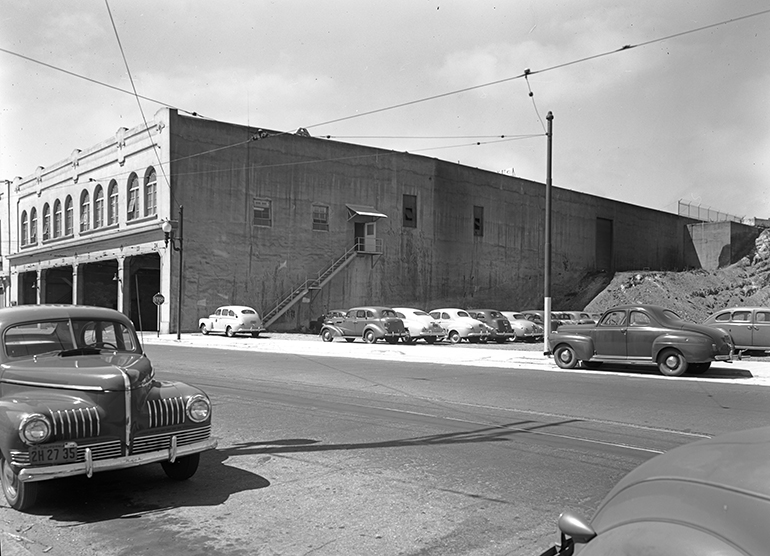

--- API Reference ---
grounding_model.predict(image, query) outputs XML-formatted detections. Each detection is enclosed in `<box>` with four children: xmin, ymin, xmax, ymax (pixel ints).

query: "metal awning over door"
<box><xmin>346</xmin><ymin>204</ymin><xmax>388</xmax><ymax>220</ymax></box>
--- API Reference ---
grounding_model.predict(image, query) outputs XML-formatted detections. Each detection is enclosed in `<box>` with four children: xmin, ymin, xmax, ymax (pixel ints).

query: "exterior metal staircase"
<box><xmin>262</xmin><ymin>239</ymin><xmax>381</xmax><ymax>329</ymax></box>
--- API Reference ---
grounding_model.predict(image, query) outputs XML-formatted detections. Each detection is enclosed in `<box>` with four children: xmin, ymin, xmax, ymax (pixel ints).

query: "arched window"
<box><xmin>127</xmin><ymin>173</ymin><xmax>139</xmax><ymax>221</ymax></box>
<box><xmin>20</xmin><ymin>211</ymin><xmax>28</xmax><ymax>247</ymax></box>
<box><xmin>53</xmin><ymin>200</ymin><xmax>62</xmax><ymax>238</ymax></box>
<box><xmin>65</xmin><ymin>196</ymin><xmax>73</xmax><ymax>236</ymax></box>
<box><xmin>108</xmin><ymin>180</ymin><xmax>118</xmax><ymax>225</ymax></box>
<box><xmin>30</xmin><ymin>208</ymin><xmax>38</xmax><ymax>244</ymax></box>
<box><xmin>93</xmin><ymin>185</ymin><xmax>104</xmax><ymax>229</ymax></box>
<box><xmin>80</xmin><ymin>190</ymin><xmax>91</xmax><ymax>232</ymax></box>
<box><xmin>144</xmin><ymin>168</ymin><xmax>157</xmax><ymax>217</ymax></box>
<box><xmin>42</xmin><ymin>204</ymin><xmax>51</xmax><ymax>241</ymax></box>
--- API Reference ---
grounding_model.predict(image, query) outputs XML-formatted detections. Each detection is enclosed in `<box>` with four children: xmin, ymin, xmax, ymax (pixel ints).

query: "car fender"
<box><xmin>320</xmin><ymin>324</ymin><xmax>345</xmax><ymax>337</ymax></box>
<box><xmin>363</xmin><ymin>324</ymin><xmax>386</xmax><ymax>337</ymax></box>
<box><xmin>577</xmin><ymin>521</ymin><xmax>746</xmax><ymax>556</ymax></box>
<box><xmin>549</xmin><ymin>333</ymin><xmax>594</xmax><ymax>360</ymax></box>
<box><xmin>652</xmin><ymin>332</ymin><xmax>714</xmax><ymax>362</ymax></box>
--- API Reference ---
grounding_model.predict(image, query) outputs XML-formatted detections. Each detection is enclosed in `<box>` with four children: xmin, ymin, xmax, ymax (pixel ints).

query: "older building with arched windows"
<box><xmin>1</xmin><ymin>107</ymin><xmax>716</xmax><ymax>334</ymax></box>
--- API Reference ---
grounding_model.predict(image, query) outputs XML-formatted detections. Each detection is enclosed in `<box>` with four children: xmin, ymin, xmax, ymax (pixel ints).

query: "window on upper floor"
<box><xmin>144</xmin><ymin>168</ymin><xmax>157</xmax><ymax>217</ymax></box>
<box><xmin>473</xmin><ymin>205</ymin><xmax>484</xmax><ymax>237</ymax></box>
<box><xmin>94</xmin><ymin>185</ymin><xmax>104</xmax><ymax>229</ymax></box>
<box><xmin>253</xmin><ymin>197</ymin><xmax>272</xmax><ymax>227</ymax></box>
<box><xmin>108</xmin><ymin>180</ymin><xmax>118</xmax><ymax>226</ymax></box>
<box><xmin>403</xmin><ymin>194</ymin><xmax>417</xmax><ymax>228</ymax></box>
<box><xmin>30</xmin><ymin>208</ymin><xmax>37</xmax><ymax>244</ymax></box>
<box><xmin>20</xmin><ymin>211</ymin><xmax>28</xmax><ymax>247</ymax></box>
<box><xmin>42</xmin><ymin>204</ymin><xmax>51</xmax><ymax>241</ymax></box>
<box><xmin>127</xmin><ymin>174</ymin><xmax>139</xmax><ymax>221</ymax></box>
<box><xmin>312</xmin><ymin>203</ymin><xmax>329</xmax><ymax>231</ymax></box>
<box><xmin>53</xmin><ymin>200</ymin><xmax>62</xmax><ymax>238</ymax></box>
<box><xmin>64</xmin><ymin>196</ymin><xmax>73</xmax><ymax>236</ymax></box>
<box><xmin>80</xmin><ymin>190</ymin><xmax>91</xmax><ymax>232</ymax></box>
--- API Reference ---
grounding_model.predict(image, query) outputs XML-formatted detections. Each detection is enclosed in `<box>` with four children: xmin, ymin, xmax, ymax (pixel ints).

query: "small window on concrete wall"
<box><xmin>312</xmin><ymin>204</ymin><xmax>329</xmax><ymax>231</ymax></box>
<box><xmin>403</xmin><ymin>194</ymin><xmax>417</xmax><ymax>228</ymax></box>
<box><xmin>473</xmin><ymin>205</ymin><xmax>484</xmax><ymax>237</ymax></box>
<box><xmin>253</xmin><ymin>198</ymin><xmax>272</xmax><ymax>227</ymax></box>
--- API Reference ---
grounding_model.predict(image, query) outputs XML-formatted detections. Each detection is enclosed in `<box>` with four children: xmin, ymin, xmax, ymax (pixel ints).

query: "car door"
<box><xmin>625</xmin><ymin>309</ymin><xmax>661</xmax><ymax>359</ymax></box>
<box><xmin>592</xmin><ymin>309</ymin><xmax>628</xmax><ymax>357</ymax></box>
<box><xmin>211</xmin><ymin>308</ymin><xmax>224</xmax><ymax>332</ymax></box>
<box><xmin>751</xmin><ymin>310</ymin><xmax>770</xmax><ymax>349</ymax></box>
<box><xmin>724</xmin><ymin>309</ymin><xmax>753</xmax><ymax>348</ymax></box>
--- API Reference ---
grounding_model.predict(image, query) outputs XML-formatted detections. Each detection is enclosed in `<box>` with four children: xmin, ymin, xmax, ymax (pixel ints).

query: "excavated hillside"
<box><xmin>582</xmin><ymin>229</ymin><xmax>770</xmax><ymax>323</ymax></box>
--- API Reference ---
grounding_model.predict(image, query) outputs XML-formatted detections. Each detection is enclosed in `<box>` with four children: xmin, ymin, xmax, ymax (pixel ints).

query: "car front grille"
<box><xmin>49</xmin><ymin>406</ymin><xmax>101</xmax><ymax>441</ymax></box>
<box><xmin>132</xmin><ymin>425</ymin><xmax>212</xmax><ymax>455</ymax></box>
<box><xmin>148</xmin><ymin>396</ymin><xmax>186</xmax><ymax>427</ymax></box>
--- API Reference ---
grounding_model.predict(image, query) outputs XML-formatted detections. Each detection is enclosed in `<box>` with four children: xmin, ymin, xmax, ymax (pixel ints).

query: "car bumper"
<box><xmin>17</xmin><ymin>437</ymin><xmax>218</xmax><ymax>483</ymax></box>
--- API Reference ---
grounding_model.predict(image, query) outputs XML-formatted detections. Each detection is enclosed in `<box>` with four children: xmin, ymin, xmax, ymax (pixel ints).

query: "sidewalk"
<box><xmin>142</xmin><ymin>332</ymin><xmax>770</xmax><ymax>385</ymax></box>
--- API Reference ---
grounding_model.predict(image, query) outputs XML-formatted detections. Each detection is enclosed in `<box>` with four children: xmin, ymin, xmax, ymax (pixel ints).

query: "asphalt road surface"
<box><xmin>2</xmin><ymin>339</ymin><xmax>769</xmax><ymax>556</ymax></box>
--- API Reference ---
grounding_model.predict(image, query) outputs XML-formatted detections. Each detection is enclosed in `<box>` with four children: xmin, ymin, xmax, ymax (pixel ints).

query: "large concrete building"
<box><xmin>2</xmin><ymin>108</ymin><xmax>710</xmax><ymax>333</ymax></box>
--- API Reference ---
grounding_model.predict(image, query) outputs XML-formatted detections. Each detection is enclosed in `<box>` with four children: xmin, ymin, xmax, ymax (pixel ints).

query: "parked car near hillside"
<box><xmin>428</xmin><ymin>308</ymin><xmax>492</xmax><ymax>344</ymax></box>
<box><xmin>467</xmin><ymin>309</ymin><xmax>515</xmax><ymax>343</ymax></box>
<box><xmin>0</xmin><ymin>305</ymin><xmax>216</xmax><ymax>511</ymax></box>
<box><xmin>539</xmin><ymin>425</ymin><xmax>770</xmax><ymax>556</ymax></box>
<box><xmin>499</xmin><ymin>311</ymin><xmax>544</xmax><ymax>342</ymax></box>
<box><xmin>554</xmin><ymin>311</ymin><xmax>596</xmax><ymax>324</ymax></box>
<box><xmin>702</xmin><ymin>306</ymin><xmax>770</xmax><ymax>352</ymax></box>
<box><xmin>548</xmin><ymin>304</ymin><xmax>733</xmax><ymax>376</ymax></box>
<box><xmin>198</xmin><ymin>305</ymin><xmax>265</xmax><ymax>337</ymax></box>
<box><xmin>393</xmin><ymin>308</ymin><xmax>446</xmax><ymax>344</ymax></box>
<box><xmin>520</xmin><ymin>310</ymin><xmax>564</xmax><ymax>331</ymax></box>
<box><xmin>320</xmin><ymin>306</ymin><xmax>407</xmax><ymax>344</ymax></box>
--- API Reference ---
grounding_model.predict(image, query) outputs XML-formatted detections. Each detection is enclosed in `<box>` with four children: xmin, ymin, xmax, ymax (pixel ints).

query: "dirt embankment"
<box><xmin>582</xmin><ymin>229</ymin><xmax>770</xmax><ymax>323</ymax></box>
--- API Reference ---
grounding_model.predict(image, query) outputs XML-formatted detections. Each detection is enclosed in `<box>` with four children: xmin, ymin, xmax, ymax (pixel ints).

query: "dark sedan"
<box><xmin>540</xmin><ymin>425</ymin><xmax>770</xmax><ymax>556</ymax></box>
<box><xmin>548</xmin><ymin>304</ymin><xmax>733</xmax><ymax>376</ymax></box>
<box><xmin>319</xmin><ymin>306</ymin><xmax>407</xmax><ymax>344</ymax></box>
<box><xmin>468</xmin><ymin>309</ymin><xmax>515</xmax><ymax>343</ymax></box>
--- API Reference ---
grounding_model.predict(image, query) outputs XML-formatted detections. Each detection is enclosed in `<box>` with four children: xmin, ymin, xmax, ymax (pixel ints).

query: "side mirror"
<box><xmin>557</xmin><ymin>511</ymin><xmax>597</xmax><ymax>544</ymax></box>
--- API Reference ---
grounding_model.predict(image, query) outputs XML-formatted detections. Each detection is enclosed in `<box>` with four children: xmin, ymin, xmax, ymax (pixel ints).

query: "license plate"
<box><xmin>29</xmin><ymin>442</ymin><xmax>78</xmax><ymax>466</ymax></box>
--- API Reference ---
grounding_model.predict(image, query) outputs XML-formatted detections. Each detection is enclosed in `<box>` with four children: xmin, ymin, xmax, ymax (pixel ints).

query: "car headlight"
<box><xmin>19</xmin><ymin>413</ymin><xmax>52</xmax><ymax>445</ymax></box>
<box><xmin>186</xmin><ymin>394</ymin><xmax>211</xmax><ymax>423</ymax></box>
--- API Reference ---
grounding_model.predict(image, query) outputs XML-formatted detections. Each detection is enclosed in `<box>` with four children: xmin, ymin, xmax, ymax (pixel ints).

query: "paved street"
<box><xmin>2</xmin><ymin>334</ymin><xmax>769</xmax><ymax>555</ymax></box>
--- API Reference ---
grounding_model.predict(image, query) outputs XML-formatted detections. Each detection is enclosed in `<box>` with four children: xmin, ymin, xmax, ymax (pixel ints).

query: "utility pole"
<box><xmin>544</xmin><ymin>111</ymin><xmax>553</xmax><ymax>356</ymax></box>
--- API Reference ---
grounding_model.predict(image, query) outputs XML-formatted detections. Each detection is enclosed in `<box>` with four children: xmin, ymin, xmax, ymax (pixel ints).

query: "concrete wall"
<box><xmin>166</xmin><ymin>110</ymin><xmax>703</xmax><ymax>331</ymax></box>
<box><xmin>687</xmin><ymin>221</ymin><xmax>760</xmax><ymax>270</ymax></box>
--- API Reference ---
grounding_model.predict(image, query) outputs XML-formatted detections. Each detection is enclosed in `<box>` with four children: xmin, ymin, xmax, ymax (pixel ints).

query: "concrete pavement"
<box><xmin>141</xmin><ymin>331</ymin><xmax>770</xmax><ymax>386</ymax></box>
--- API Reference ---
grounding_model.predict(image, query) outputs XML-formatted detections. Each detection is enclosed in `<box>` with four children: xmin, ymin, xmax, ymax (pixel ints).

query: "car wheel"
<box><xmin>363</xmin><ymin>330</ymin><xmax>377</xmax><ymax>344</ymax></box>
<box><xmin>225</xmin><ymin>326</ymin><xmax>235</xmax><ymax>338</ymax></box>
<box><xmin>553</xmin><ymin>344</ymin><xmax>579</xmax><ymax>369</ymax></box>
<box><xmin>424</xmin><ymin>337</ymin><xmax>437</xmax><ymax>344</ymax></box>
<box><xmin>200</xmin><ymin>323</ymin><xmax>209</xmax><ymax>335</ymax></box>
<box><xmin>321</xmin><ymin>328</ymin><xmax>334</xmax><ymax>342</ymax></box>
<box><xmin>1</xmin><ymin>457</ymin><xmax>38</xmax><ymax>511</ymax></box>
<box><xmin>657</xmin><ymin>348</ymin><xmax>688</xmax><ymax>376</ymax></box>
<box><xmin>688</xmin><ymin>362</ymin><xmax>711</xmax><ymax>375</ymax></box>
<box><xmin>448</xmin><ymin>331</ymin><xmax>461</xmax><ymax>344</ymax></box>
<box><xmin>161</xmin><ymin>453</ymin><xmax>200</xmax><ymax>481</ymax></box>
<box><xmin>402</xmin><ymin>334</ymin><xmax>417</xmax><ymax>344</ymax></box>
<box><xmin>582</xmin><ymin>361</ymin><xmax>603</xmax><ymax>369</ymax></box>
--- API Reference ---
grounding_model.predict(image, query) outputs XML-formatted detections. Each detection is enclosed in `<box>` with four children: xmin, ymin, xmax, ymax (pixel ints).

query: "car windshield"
<box><xmin>381</xmin><ymin>310</ymin><xmax>397</xmax><ymax>318</ymax></box>
<box><xmin>5</xmin><ymin>318</ymin><xmax>139</xmax><ymax>359</ymax></box>
<box><xmin>457</xmin><ymin>311</ymin><xmax>470</xmax><ymax>318</ymax></box>
<box><xmin>414</xmin><ymin>311</ymin><xmax>429</xmax><ymax>316</ymax></box>
<box><xmin>489</xmin><ymin>311</ymin><xmax>502</xmax><ymax>318</ymax></box>
<box><xmin>241</xmin><ymin>309</ymin><xmax>256</xmax><ymax>314</ymax></box>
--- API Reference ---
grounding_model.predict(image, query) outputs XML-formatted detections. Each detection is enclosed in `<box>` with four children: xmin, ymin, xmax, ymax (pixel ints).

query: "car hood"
<box><xmin>596</xmin><ymin>426</ymin><xmax>770</xmax><ymax>515</ymax></box>
<box><xmin>0</xmin><ymin>353</ymin><xmax>153</xmax><ymax>392</ymax></box>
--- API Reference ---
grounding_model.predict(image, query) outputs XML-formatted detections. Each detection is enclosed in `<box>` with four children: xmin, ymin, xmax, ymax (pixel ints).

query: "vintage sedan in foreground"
<box><xmin>393</xmin><ymin>307</ymin><xmax>446</xmax><ymax>344</ymax></box>
<box><xmin>539</xmin><ymin>425</ymin><xmax>770</xmax><ymax>556</ymax></box>
<box><xmin>548</xmin><ymin>304</ymin><xmax>733</xmax><ymax>376</ymax></box>
<box><xmin>703</xmin><ymin>306</ymin><xmax>770</xmax><ymax>352</ymax></box>
<box><xmin>0</xmin><ymin>305</ymin><xmax>216</xmax><ymax>511</ymax></box>
<box><xmin>198</xmin><ymin>305</ymin><xmax>265</xmax><ymax>337</ymax></box>
<box><xmin>500</xmin><ymin>311</ymin><xmax>544</xmax><ymax>342</ymax></box>
<box><xmin>428</xmin><ymin>308</ymin><xmax>492</xmax><ymax>344</ymax></box>
<box><xmin>320</xmin><ymin>306</ymin><xmax>407</xmax><ymax>343</ymax></box>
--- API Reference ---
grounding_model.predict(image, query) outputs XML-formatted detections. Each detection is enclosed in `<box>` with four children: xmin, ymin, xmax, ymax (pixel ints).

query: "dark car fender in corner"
<box><xmin>650</xmin><ymin>331</ymin><xmax>716</xmax><ymax>362</ymax></box>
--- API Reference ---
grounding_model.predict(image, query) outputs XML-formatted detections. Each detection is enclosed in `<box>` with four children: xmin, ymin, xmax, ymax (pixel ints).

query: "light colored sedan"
<box><xmin>198</xmin><ymin>305</ymin><xmax>265</xmax><ymax>337</ymax></box>
<box><xmin>703</xmin><ymin>306</ymin><xmax>770</xmax><ymax>351</ymax></box>
<box><xmin>428</xmin><ymin>308</ymin><xmax>492</xmax><ymax>344</ymax></box>
<box><xmin>500</xmin><ymin>311</ymin><xmax>544</xmax><ymax>342</ymax></box>
<box><xmin>393</xmin><ymin>307</ymin><xmax>446</xmax><ymax>344</ymax></box>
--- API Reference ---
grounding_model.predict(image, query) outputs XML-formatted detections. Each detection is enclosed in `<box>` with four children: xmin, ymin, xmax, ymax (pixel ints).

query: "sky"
<box><xmin>1</xmin><ymin>1</ymin><xmax>768</xmax><ymax>220</ymax></box>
